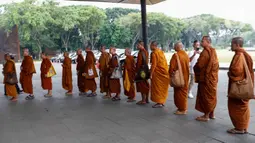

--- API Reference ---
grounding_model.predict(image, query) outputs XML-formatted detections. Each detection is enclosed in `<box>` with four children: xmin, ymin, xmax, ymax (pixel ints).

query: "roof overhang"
<box><xmin>67</xmin><ymin>0</ymin><xmax>165</xmax><ymax>5</ymax></box>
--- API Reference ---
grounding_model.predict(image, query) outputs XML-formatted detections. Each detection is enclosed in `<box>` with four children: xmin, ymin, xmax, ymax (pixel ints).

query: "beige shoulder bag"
<box><xmin>170</xmin><ymin>53</ymin><xmax>185</xmax><ymax>87</ymax></box>
<box><xmin>228</xmin><ymin>54</ymin><xmax>254</xmax><ymax>99</ymax></box>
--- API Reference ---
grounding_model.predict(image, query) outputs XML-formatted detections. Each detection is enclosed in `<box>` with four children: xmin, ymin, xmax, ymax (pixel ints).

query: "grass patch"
<box><xmin>164</xmin><ymin>50</ymin><xmax>255</xmax><ymax>63</ymax></box>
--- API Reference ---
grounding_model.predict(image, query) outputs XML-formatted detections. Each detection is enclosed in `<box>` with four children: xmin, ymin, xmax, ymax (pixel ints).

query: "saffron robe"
<box><xmin>4</xmin><ymin>59</ymin><xmax>17</xmax><ymax>97</ymax></box>
<box><xmin>228</xmin><ymin>48</ymin><xmax>254</xmax><ymax>130</ymax></box>
<box><xmin>84</xmin><ymin>51</ymin><xmax>98</xmax><ymax>92</ymax></box>
<box><xmin>150</xmin><ymin>49</ymin><xmax>169</xmax><ymax>104</ymax></box>
<box><xmin>169</xmin><ymin>50</ymin><xmax>190</xmax><ymax>111</ymax></box>
<box><xmin>20</xmin><ymin>56</ymin><xmax>36</xmax><ymax>94</ymax></box>
<box><xmin>62</xmin><ymin>57</ymin><xmax>73</xmax><ymax>91</ymax></box>
<box><xmin>136</xmin><ymin>49</ymin><xmax>150</xmax><ymax>94</ymax></box>
<box><xmin>40</xmin><ymin>58</ymin><xmax>52</xmax><ymax>90</ymax></box>
<box><xmin>76</xmin><ymin>54</ymin><xmax>85</xmax><ymax>92</ymax></box>
<box><xmin>108</xmin><ymin>54</ymin><xmax>121</xmax><ymax>94</ymax></box>
<box><xmin>123</xmin><ymin>55</ymin><xmax>136</xmax><ymax>99</ymax></box>
<box><xmin>194</xmin><ymin>46</ymin><xmax>219</xmax><ymax>114</ymax></box>
<box><xmin>99</xmin><ymin>52</ymin><xmax>111</xmax><ymax>93</ymax></box>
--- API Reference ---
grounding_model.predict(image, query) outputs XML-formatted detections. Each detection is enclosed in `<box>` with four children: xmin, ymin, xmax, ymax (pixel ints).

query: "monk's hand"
<box><xmin>45</xmin><ymin>74</ymin><xmax>47</xmax><ymax>77</ymax></box>
<box><xmin>82</xmin><ymin>73</ymin><xmax>86</xmax><ymax>76</ymax></box>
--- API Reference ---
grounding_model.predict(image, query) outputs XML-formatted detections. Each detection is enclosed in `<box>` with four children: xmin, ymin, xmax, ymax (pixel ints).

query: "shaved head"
<box><xmin>77</xmin><ymin>48</ymin><xmax>82</xmax><ymax>55</ymax></box>
<box><xmin>232</xmin><ymin>37</ymin><xmax>244</xmax><ymax>47</ymax></box>
<box><xmin>202</xmin><ymin>36</ymin><xmax>212</xmax><ymax>43</ymax></box>
<box><xmin>137</xmin><ymin>40</ymin><xmax>144</xmax><ymax>50</ymax></box>
<box><xmin>125</xmin><ymin>48</ymin><xmax>131</xmax><ymax>56</ymax></box>
<box><xmin>150</xmin><ymin>41</ymin><xmax>158</xmax><ymax>51</ymax></box>
<box><xmin>201</xmin><ymin>36</ymin><xmax>212</xmax><ymax>48</ymax></box>
<box><xmin>23</xmin><ymin>48</ymin><xmax>29</xmax><ymax>56</ymax></box>
<box><xmin>110</xmin><ymin>47</ymin><xmax>116</xmax><ymax>55</ymax></box>
<box><xmin>174</xmin><ymin>41</ymin><xmax>183</xmax><ymax>51</ymax></box>
<box><xmin>231</xmin><ymin>37</ymin><xmax>244</xmax><ymax>51</ymax></box>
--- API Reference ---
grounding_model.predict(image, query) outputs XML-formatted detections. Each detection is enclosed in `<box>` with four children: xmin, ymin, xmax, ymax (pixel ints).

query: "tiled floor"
<box><xmin>0</xmin><ymin>63</ymin><xmax>254</xmax><ymax>143</ymax></box>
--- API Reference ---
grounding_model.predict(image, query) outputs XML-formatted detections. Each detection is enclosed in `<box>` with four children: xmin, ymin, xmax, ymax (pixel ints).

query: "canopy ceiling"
<box><xmin>67</xmin><ymin>0</ymin><xmax>165</xmax><ymax>5</ymax></box>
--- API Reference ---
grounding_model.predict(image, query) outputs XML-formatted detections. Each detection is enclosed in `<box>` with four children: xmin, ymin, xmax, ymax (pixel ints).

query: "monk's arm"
<box><xmin>229</xmin><ymin>55</ymin><xmax>244</xmax><ymax>81</ymax></box>
<box><xmin>169</xmin><ymin>54</ymin><xmax>177</xmax><ymax>75</ymax></box>
<box><xmin>194</xmin><ymin>50</ymin><xmax>209</xmax><ymax>73</ymax></box>
<box><xmin>150</xmin><ymin>53</ymin><xmax>157</xmax><ymax>77</ymax></box>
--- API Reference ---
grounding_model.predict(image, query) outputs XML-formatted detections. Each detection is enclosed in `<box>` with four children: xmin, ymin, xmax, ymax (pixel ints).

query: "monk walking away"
<box><xmin>82</xmin><ymin>47</ymin><xmax>98</xmax><ymax>97</ymax></box>
<box><xmin>150</xmin><ymin>41</ymin><xmax>169</xmax><ymax>108</ymax></box>
<box><xmin>3</xmin><ymin>53</ymin><xmax>18</xmax><ymax>102</ymax></box>
<box><xmin>123</xmin><ymin>48</ymin><xmax>136</xmax><ymax>102</ymax></box>
<box><xmin>136</xmin><ymin>41</ymin><xmax>150</xmax><ymax>105</ymax></box>
<box><xmin>194</xmin><ymin>36</ymin><xmax>219</xmax><ymax>122</ymax></box>
<box><xmin>20</xmin><ymin>48</ymin><xmax>36</xmax><ymax>100</ymax></box>
<box><xmin>62</xmin><ymin>52</ymin><xmax>73</xmax><ymax>95</ymax></box>
<box><xmin>40</xmin><ymin>52</ymin><xmax>53</xmax><ymax>97</ymax></box>
<box><xmin>169</xmin><ymin>42</ymin><xmax>189</xmax><ymax>115</ymax></box>
<box><xmin>76</xmin><ymin>48</ymin><xmax>86</xmax><ymax>95</ymax></box>
<box><xmin>227</xmin><ymin>37</ymin><xmax>254</xmax><ymax>134</ymax></box>
<box><xmin>98</xmin><ymin>45</ymin><xmax>111</xmax><ymax>98</ymax></box>
<box><xmin>108</xmin><ymin>47</ymin><xmax>121</xmax><ymax>101</ymax></box>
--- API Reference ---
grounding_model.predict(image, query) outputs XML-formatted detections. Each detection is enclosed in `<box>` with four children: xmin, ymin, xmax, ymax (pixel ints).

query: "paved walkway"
<box><xmin>0</xmin><ymin>63</ymin><xmax>254</xmax><ymax>143</ymax></box>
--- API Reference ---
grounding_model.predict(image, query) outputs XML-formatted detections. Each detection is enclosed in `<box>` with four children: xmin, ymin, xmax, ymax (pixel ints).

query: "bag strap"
<box><xmin>141</xmin><ymin>51</ymin><xmax>147</xmax><ymax>66</ymax></box>
<box><xmin>241</xmin><ymin>53</ymin><xmax>253</xmax><ymax>87</ymax></box>
<box><xmin>175</xmin><ymin>53</ymin><xmax>184</xmax><ymax>81</ymax></box>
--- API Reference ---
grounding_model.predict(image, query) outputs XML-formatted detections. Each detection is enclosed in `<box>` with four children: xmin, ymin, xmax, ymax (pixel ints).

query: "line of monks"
<box><xmin>2</xmin><ymin>36</ymin><xmax>253</xmax><ymax>135</ymax></box>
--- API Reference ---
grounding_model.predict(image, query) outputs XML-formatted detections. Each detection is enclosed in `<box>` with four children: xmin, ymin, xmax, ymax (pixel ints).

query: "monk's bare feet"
<box><xmin>152</xmin><ymin>103</ymin><xmax>164</xmax><ymax>108</ymax></box>
<box><xmin>103</xmin><ymin>95</ymin><xmax>111</xmax><ymax>99</ymax></box>
<box><xmin>196</xmin><ymin>116</ymin><xmax>209</xmax><ymax>122</ymax></box>
<box><xmin>227</xmin><ymin>128</ymin><xmax>246</xmax><ymax>134</ymax></box>
<box><xmin>174</xmin><ymin>110</ymin><xmax>187</xmax><ymax>115</ymax></box>
<box><xmin>136</xmin><ymin>100</ymin><xmax>146</xmax><ymax>105</ymax></box>
<box><xmin>209</xmin><ymin>112</ymin><xmax>216</xmax><ymax>119</ymax></box>
<box><xmin>66</xmin><ymin>92</ymin><xmax>72</xmax><ymax>95</ymax></box>
<box><xmin>10</xmin><ymin>97</ymin><xmax>17</xmax><ymax>102</ymax></box>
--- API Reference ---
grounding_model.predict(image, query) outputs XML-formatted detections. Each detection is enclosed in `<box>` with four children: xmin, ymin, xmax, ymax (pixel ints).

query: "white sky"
<box><xmin>1</xmin><ymin>0</ymin><xmax>255</xmax><ymax>29</ymax></box>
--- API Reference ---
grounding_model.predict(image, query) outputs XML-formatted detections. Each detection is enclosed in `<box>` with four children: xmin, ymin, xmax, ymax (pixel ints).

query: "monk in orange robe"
<box><xmin>150</xmin><ymin>41</ymin><xmax>169</xmax><ymax>108</ymax></box>
<box><xmin>227</xmin><ymin>37</ymin><xmax>254</xmax><ymax>134</ymax></box>
<box><xmin>123</xmin><ymin>48</ymin><xmax>136</xmax><ymax>102</ymax></box>
<box><xmin>194</xmin><ymin>36</ymin><xmax>219</xmax><ymax>121</ymax></box>
<box><xmin>98</xmin><ymin>45</ymin><xmax>111</xmax><ymax>98</ymax></box>
<box><xmin>108</xmin><ymin>47</ymin><xmax>121</xmax><ymax>101</ymax></box>
<box><xmin>169</xmin><ymin>42</ymin><xmax>190</xmax><ymax>114</ymax></box>
<box><xmin>3</xmin><ymin>53</ymin><xmax>18</xmax><ymax>101</ymax></box>
<box><xmin>20</xmin><ymin>48</ymin><xmax>36</xmax><ymax>100</ymax></box>
<box><xmin>40</xmin><ymin>52</ymin><xmax>53</xmax><ymax>97</ymax></box>
<box><xmin>136</xmin><ymin>41</ymin><xmax>150</xmax><ymax>105</ymax></box>
<box><xmin>62</xmin><ymin>52</ymin><xmax>73</xmax><ymax>95</ymax></box>
<box><xmin>82</xmin><ymin>47</ymin><xmax>98</xmax><ymax>97</ymax></box>
<box><xmin>76</xmin><ymin>48</ymin><xmax>86</xmax><ymax>95</ymax></box>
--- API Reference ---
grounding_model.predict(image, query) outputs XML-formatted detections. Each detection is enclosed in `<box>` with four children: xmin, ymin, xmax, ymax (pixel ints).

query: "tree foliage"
<box><xmin>0</xmin><ymin>0</ymin><xmax>254</xmax><ymax>58</ymax></box>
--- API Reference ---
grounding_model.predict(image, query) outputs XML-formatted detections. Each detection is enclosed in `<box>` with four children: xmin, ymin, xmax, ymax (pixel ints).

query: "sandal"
<box><xmin>112</xmin><ymin>97</ymin><xmax>121</xmax><ymax>101</ymax></box>
<box><xmin>152</xmin><ymin>103</ymin><xmax>164</xmax><ymax>108</ymax></box>
<box><xmin>87</xmin><ymin>93</ymin><xmax>97</xmax><ymax>97</ymax></box>
<box><xmin>196</xmin><ymin>116</ymin><xmax>210</xmax><ymax>122</ymax></box>
<box><xmin>25</xmin><ymin>95</ymin><xmax>34</xmax><ymax>100</ymax></box>
<box><xmin>227</xmin><ymin>128</ymin><xmax>245</xmax><ymax>134</ymax></box>
<box><xmin>136</xmin><ymin>100</ymin><xmax>146</xmax><ymax>105</ymax></box>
